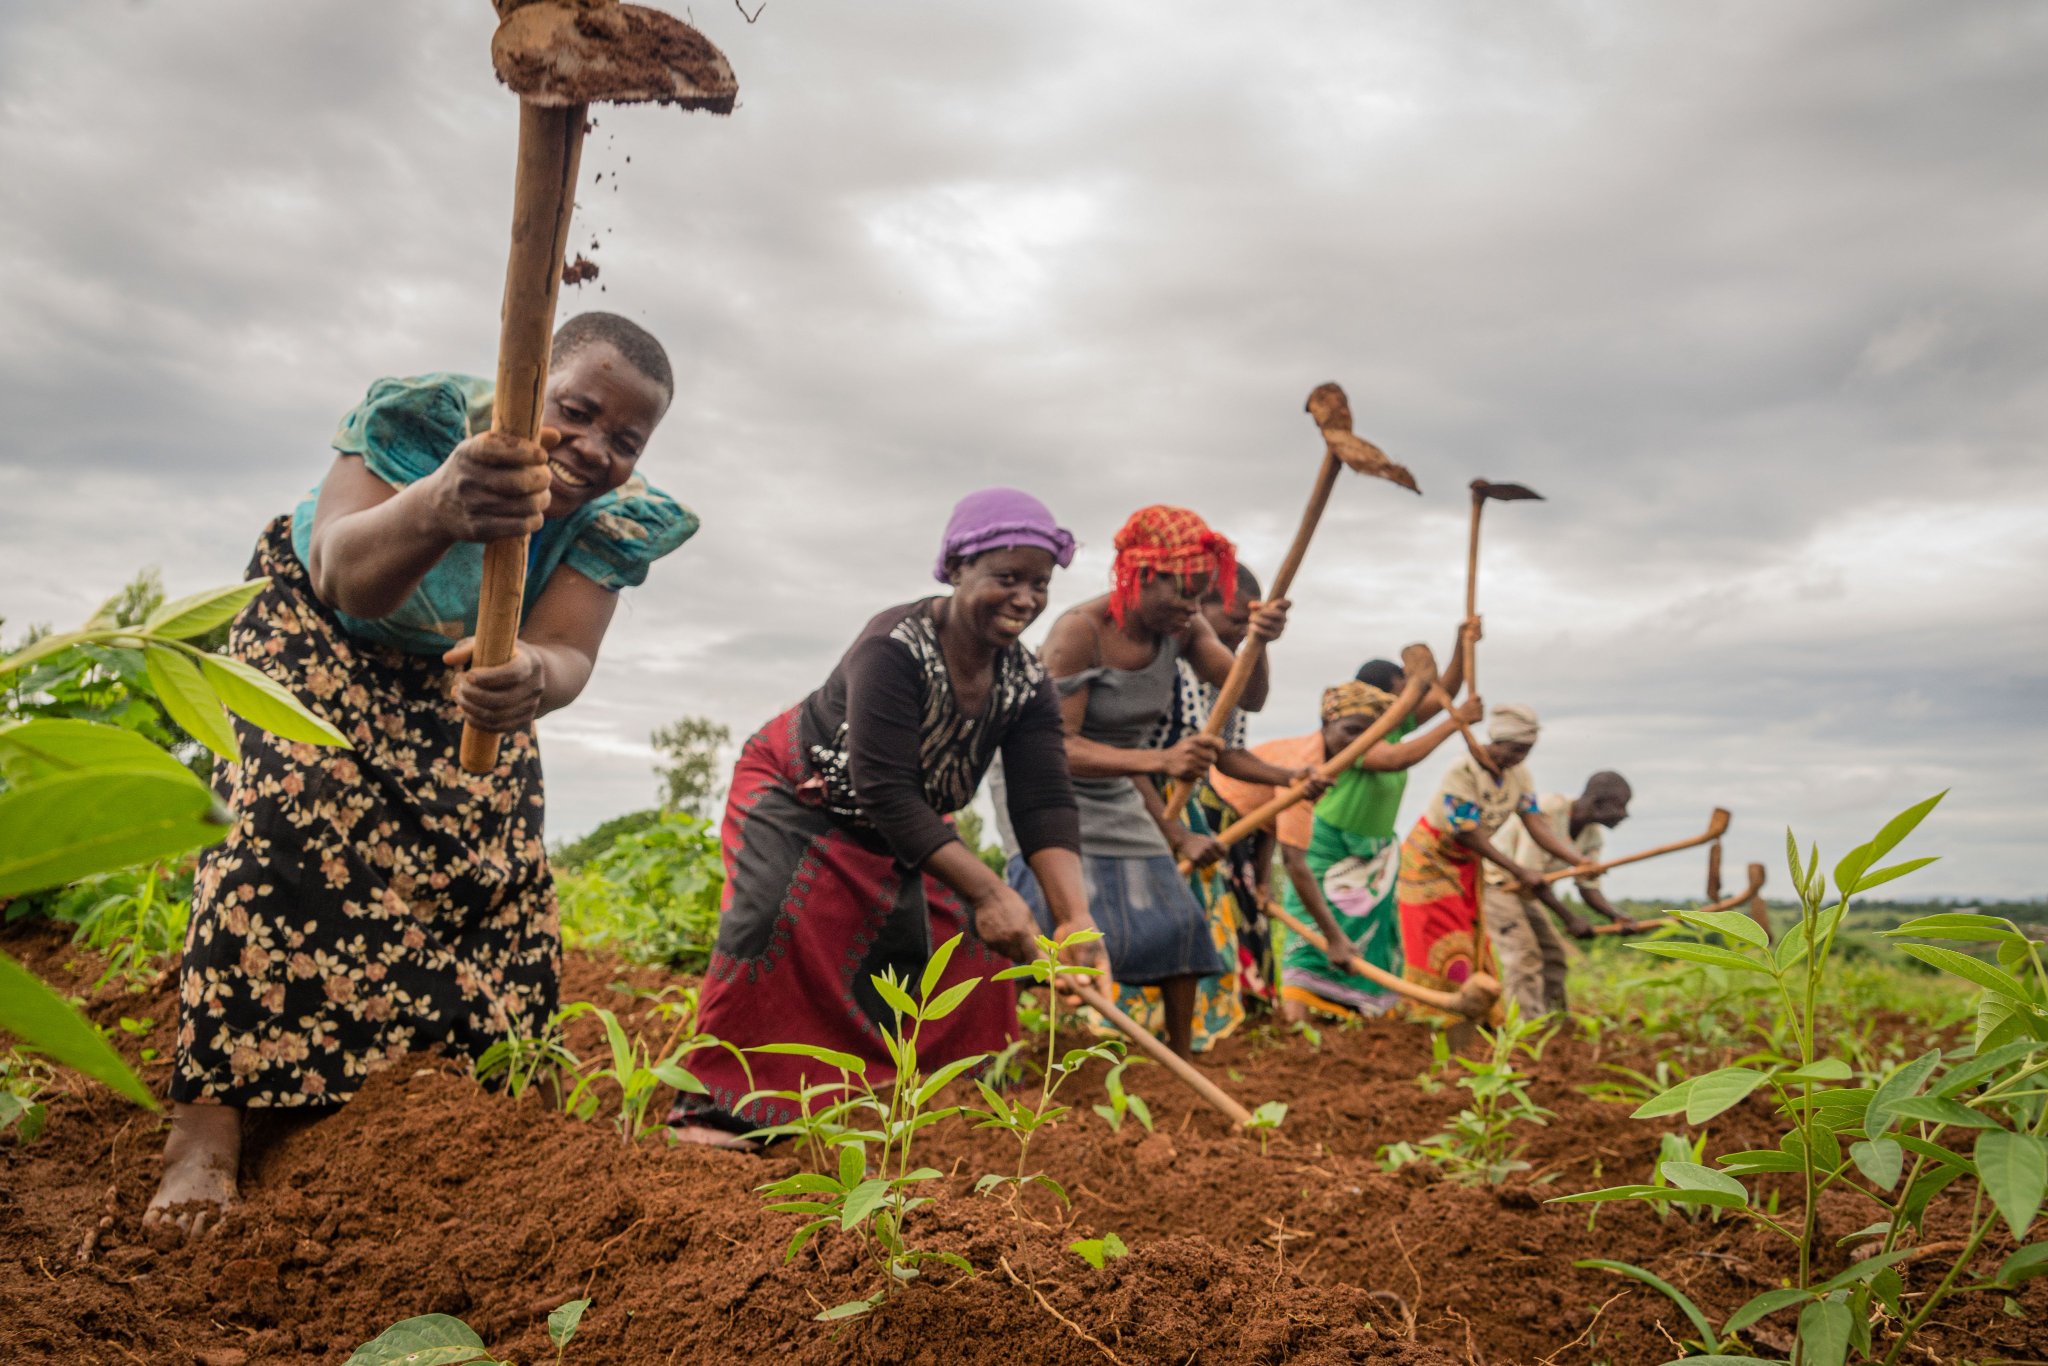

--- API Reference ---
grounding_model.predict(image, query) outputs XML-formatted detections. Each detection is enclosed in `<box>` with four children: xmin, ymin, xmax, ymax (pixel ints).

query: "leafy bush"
<box><xmin>1555</xmin><ymin>794</ymin><xmax>2048</xmax><ymax>1365</ymax></box>
<box><xmin>556</xmin><ymin>812</ymin><xmax>724</xmax><ymax>971</ymax></box>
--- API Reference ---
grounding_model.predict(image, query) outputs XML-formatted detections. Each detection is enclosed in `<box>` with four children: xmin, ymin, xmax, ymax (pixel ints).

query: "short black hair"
<box><xmin>1585</xmin><ymin>771</ymin><xmax>1632</xmax><ymax>803</ymax></box>
<box><xmin>552</xmin><ymin>311</ymin><xmax>674</xmax><ymax>398</ymax></box>
<box><xmin>1354</xmin><ymin>658</ymin><xmax>1402</xmax><ymax>691</ymax></box>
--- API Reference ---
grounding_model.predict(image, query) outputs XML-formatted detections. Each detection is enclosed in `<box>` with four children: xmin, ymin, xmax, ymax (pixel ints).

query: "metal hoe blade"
<box><xmin>493</xmin><ymin>0</ymin><xmax>738</xmax><ymax>110</ymax></box>
<box><xmin>1471</xmin><ymin>478</ymin><xmax>1544</xmax><ymax>502</ymax></box>
<box><xmin>1306</xmin><ymin>382</ymin><xmax>1420</xmax><ymax>493</ymax></box>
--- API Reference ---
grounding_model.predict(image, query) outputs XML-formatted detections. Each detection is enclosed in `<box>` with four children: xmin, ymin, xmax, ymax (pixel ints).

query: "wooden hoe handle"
<box><xmin>1261</xmin><ymin>899</ymin><xmax>1499</xmax><ymax>1021</ymax></box>
<box><xmin>1161</xmin><ymin>449</ymin><xmax>1341</xmax><ymax>814</ymax></box>
<box><xmin>1176</xmin><ymin>652</ymin><xmax>1436</xmax><ymax>875</ymax></box>
<box><xmin>460</xmin><ymin>99</ymin><xmax>590</xmax><ymax>774</ymax></box>
<box><xmin>1589</xmin><ymin>859</ymin><xmax>1766</xmax><ymax>936</ymax></box>
<box><xmin>1541</xmin><ymin>808</ymin><xmax>1732</xmax><ymax>885</ymax></box>
<box><xmin>1464</xmin><ymin>487</ymin><xmax>1483</xmax><ymax>696</ymax></box>
<box><xmin>1071</xmin><ymin>983</ymin><xmax>1254</xmax><ymax>1126</ymax></box>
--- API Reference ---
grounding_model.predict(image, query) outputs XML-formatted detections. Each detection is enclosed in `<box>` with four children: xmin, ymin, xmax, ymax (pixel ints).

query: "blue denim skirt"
<box><xmin>1007</xmin><ymin>853</ymin><xmax>1224</xmax><ymax>985</ymax></box>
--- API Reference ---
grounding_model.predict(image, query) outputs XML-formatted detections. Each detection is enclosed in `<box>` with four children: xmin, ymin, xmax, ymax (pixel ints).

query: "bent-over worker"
<box><xmin>1481</xmin><ymin>772</ymin><xmax>1637</xmax><ymax>1016</ymax></box>
<box><xmin>1395</xmin><ymin>704</ymin><xmax>1596</xmax><ymax>1010</ymax></box>
<box><xmin>150</xmin><ymin>313</ymin><xmax>698</xmax><ymax>1229</ymax></box>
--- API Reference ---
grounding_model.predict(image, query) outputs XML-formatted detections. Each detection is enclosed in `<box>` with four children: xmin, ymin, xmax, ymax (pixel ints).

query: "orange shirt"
<box><xmin>1206</xmin><ymin>731</ymin><xmax>1324</xmax><ymax>850</ymax></box>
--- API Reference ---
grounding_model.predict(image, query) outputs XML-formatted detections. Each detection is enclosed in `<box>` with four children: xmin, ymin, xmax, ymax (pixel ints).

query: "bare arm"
<box><xmin>1414</xmin><ymin>618</ymin><xmax>1480</xmax><ymax>722</ymax></box>
<box><xmin>306</xmin><ymin>430</ymin><xmax>559</xmax><ymax>619</ymax></box>
<box><xmin>1280</xmin><ymin>844</ymin><xmax>1365</xmax><ymax>975</ymax></box>
<box><xmin>1043</xmin><ymin>610</ymin><xmax>1216</xmax><ymax>780</ymax></box>
<box><xmin>441</xmin><ymin>565</ymin><xmax>617</xmax><ymax>732</ymax></box>
<box><xmin>1519</xmin><ymin>810</ymin><xmax>1588</xmax><ymax>870</ymax></box>
<box><xmin>1350</xmin><ymin>709</ymin><xmax>1477</xmax><ymax>773</ymax></box>
<box><xmin>1181</xmin><ymin>599</ymin><xmax>1291</xmax><ymax>713</ymax></box>
<box><xmin>1579</xmin><ymin>883</ymin><xmax>1629</xmax><ymax>923</ymax></box>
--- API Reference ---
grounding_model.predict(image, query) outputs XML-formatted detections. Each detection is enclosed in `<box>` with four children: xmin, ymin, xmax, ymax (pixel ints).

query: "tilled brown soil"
<box><xmin>2</xmin><ymin>922</ymin><xmax>2042</xmax><ymax>1365</ymax></box>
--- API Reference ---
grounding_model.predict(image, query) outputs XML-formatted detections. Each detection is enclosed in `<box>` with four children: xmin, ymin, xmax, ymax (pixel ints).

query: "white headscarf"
<box><xmin>1488</xmin><ymin>703</ymin><xmax>1541</xmax><ymax>745</ymax></box>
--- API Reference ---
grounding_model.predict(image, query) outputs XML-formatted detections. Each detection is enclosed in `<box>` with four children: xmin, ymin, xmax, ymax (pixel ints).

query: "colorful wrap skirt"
<box><xmin>1396</xmin><ymin>817</ymin><xmax>1487</xmax><ymax>1003</ymax></box>
<box><xmin>1006</xmin><ymin>849</ymin><xmax>1224</xmax><ymax>987</ymax></box>
<box><xmin>1104</xmin><ymin>799</ymin><xmax>1247</xmax><ymax>1052</ymax></box>
<box><xmin>677</xmin><ymin>708</ymin><xmax>1019</xmax><ymax>1132</ymax></box>
<box><xmin>172</xmin><ymin>517</ymin><xmax>559</xmax><ymax>1109</ymax></box>
<box><xmin>1280</xmin><ymin>825</ymin><xmax>1401</xmax><ymax>1021</ymax></box>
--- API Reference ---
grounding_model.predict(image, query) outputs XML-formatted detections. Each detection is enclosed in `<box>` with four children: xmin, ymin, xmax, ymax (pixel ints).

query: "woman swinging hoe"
<box><xmin>671</xmin><ymin>488</ymin><xmax>1105</xmax><ymax>1147</ymax></box>
<box><xmin>150</xmin><ymin>314</ymin><xmax>697</xmax><ymax>1228</ymax></box>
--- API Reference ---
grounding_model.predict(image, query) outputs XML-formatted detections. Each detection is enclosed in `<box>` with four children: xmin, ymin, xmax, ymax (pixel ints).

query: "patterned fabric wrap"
<box><xmin>1320</xmin><ymin>680</ymin><xmax>1394</xmax><ymax>724</ymax></box>
<box><xmin>1107</xmin><ymin>505</ymin><xmax>1236</xmax><ymax>629</ymax></box>
<box><xmin>290</xmin><ymin>373</ymin><xmax>699</xmax><ymax>655</ymax></box>
<box><xmin>804</xmin><ymin>607</ymin><xmax>1045</xmax><ymax>831</ymax></box>
<box><xmin>1105</xmin><ymin>799</ymin><xmax>1248</xmax><ymax>1052</ymax></box>
<box><xmin>677</xmin><ymin>707</ymin><xmax>1019</xmax><ymax>1131</ymax></box>
<box><xmin>1145</xmin><ymin>659</ymin><xmax>1248</xmax><ymax>754</ymax></box>
<box><xmin>1280</xmin><ymin>825</ymin><xmax>1402</xmax><ymax>1021</ymax></box>
<box><xmin>171</xmin><ymin>518</ymin><xmax>559</xmax><ymax>1108</ymax></box>
<box><xmin>1396</xmin><ymin>817</ymin><xmax>1486</xmax><ymax>1013</ymax></box>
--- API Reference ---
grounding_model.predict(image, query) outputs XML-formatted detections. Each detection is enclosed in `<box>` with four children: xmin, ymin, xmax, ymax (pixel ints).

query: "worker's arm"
<box><xmin>1414</xmin><ymin>617</ymin><xmax>1480</xmax><ymax>721</ymax></box>
<box><xmin>1043</xmin><ymin>610</ymin><xmax>1222</xmax><ymax>779</ymax></box>
<box><xmin>1181</xmin><ymin>599</ymin><xmax>1290</xmax><ymax>712</ymax></box>
<box><xmin>440</xmin><ymin>563</ymin><xmax>615</xmax><ymax>731</ymax></box>
<box><xmin>1136</xmin><ymin>767</ymin><xmax>1221</xmax><ymax>868</ymax></box>
<box><xmin>1579</xmin><ymin>882</ymin><xmax>1635</xmax><ymax>927</ymax></box>
<box><xmin>1280</xmin><ymin>843</ymin><xmax>1366</xmax><ymax>976</ymax></box>
<box><xmin>1455</xmin><ymin>826</ymin><xmax>1593</xmax><ymax>938</ymax></box>
<box><xmin>1351</xmin><ymin>698</ymin><xmax>1485</xmax><ymax>773</ymax></box>
<box><xmin>1520</xmin><ymin>810</ymin><xmax>1591</xmax><ymax>870</ymax></box>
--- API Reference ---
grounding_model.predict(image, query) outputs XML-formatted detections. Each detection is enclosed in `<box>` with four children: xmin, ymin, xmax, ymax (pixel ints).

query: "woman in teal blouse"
<box><xmin>147</xmin><ymin>313</ymin><xmax>695</xmax><ymax>1230</ymax></box>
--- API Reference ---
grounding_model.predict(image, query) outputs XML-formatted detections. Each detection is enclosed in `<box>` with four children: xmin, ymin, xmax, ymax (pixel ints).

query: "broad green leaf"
<box><xmin>749</xmin><ymin>1042</ymin><xmax>867</xmax><ymax>1075</ymax></box>
<box><xmin>1866</xmin><ymin>1050</ymin><xmax>1941</xmax><ymax>1140</ymax></box>
<box><xmin>1069</xmin><ymin>1237</ymin><xmax>1109</xmax><ymax>1269</ymax></box>
<box><xmin>920</xmin><ymin>933</ymin><xmax>963</xmax><ymax>1000</ymax></box>
<box><xmin>0</xmin><ymin>953</ymin><xmax>158</xmax><ymax>1109</ymax></box>
<box><xmin>198</xmin><ymin>654</ymin><xmax>351</xmax><ymax>748</ymax></box>
<box><xmin>1889</xmin><ymin>1095</ymin><xmax>1999</xmax><ymax>1129</ymax></box>
<box><xmin>1813</xmin><ymin>1246</ymin><xmax>1921</xmax><ymax>1293</ymax></box>
<box><xmin>1849</xmin><ymin>1138</ymin><xmax>1903</xmax><ymax>1191</ymax></box>
<box><xmin>1851</xmin><ymin>856</ymin><xmax>1938</xmax><ymax>895</ymax></box>
<box><xmin>1630</xmin><ymin>1076</ymin><xmax>1695</xmax><ymax>1120</ymax></box>
<box><xmin>1773</xmin><ymin>930</ymin><xmax>1811</xmax><ymax>972</ymax></box>
<box><xmin>814</xmin><ymin>1294</ymin><xmax>882</xmax><ymax>1322</ymax></box>
<box><xmin>1722</xmin><ymin>1286</ymin><xmax>1811</xmax><ymax>1334</ymax></box>
<box><xmin>784</xmin><ymin>1216</ymin><xmax>833</xmax><ymax>1264</ymax></box>
<box><xmin>1573</xmin><ymin>1259</ymin><xmax>1716</xmax><ymax>1349</ymax></box>
<box><xmin>1796</xmin><ymin>1297</ymin><xmax>1851</xmax><ymax>1366</ymax></box>
<box><xmin>0</xmin><ymin>768</ymin><xmax>224</xmax><ymax>897</ymax></box>
<box><xmin>839</xmin><ymin>1142</ymin><xmax>865</xmax><ymax>1189</ymax></box>
<box><xmin>143</xmin><ymin>645</ymin><xmax>240</xmax><ymax>759</ymax></box>
<box><xmin>1660</xmin><ymin>1160</ymin><xmax>1748</xmax><ymax>1201</ymax></box>
<box><xmin>1782</xmin><ymin>1058</ymin><xmax>1851</xmax><ymax>1084</ymax></box>
<box><xmin>1674</xmin><ymin>909</ymin><xmax>1769</xmax><ymax>948</ymax></box>
<box><xmin>144</xmin><ymin>579</ymin><xmax>267</xmax><ymax>639</ymax></box>
<box><xmin>343</xmin><ymin>1314</ymin><xmax>497</xmax><ymax>1366</ymax></box>
<box><xmin>1976</xmin><ymin>1131</ymin><xmax>2047</xmax><ymax>1240</ymax></box>
<box><xmin>1888</xmin><ymin>912</ymin><xmax>2017</xmax><ymax>942</ymax></box>
<box><xmin>1719</xmin><ymin>1149</ymin><xmax>1805</xmax><ymax>1175</ymax></box>
<box><xmin>0</xmin><ymin>718</ymin><xmax>192</xmax><ymax>786</ymax></box>
<box><xmin>1633</xmin><ymin>942</ymin><xmax>1773</xmax><ymax>976</ymax></box>
<box><xmin>1684</xmin><ymin>1067</ymin><xmax>1766</xmax><ymax>1125</ymax></box>
<box><xmin>1935</xmin><ymin>1040</ymin><xmax>2043</xmax><ymax>1100</ymax></box>
<box><xmin>1895</xmin><ymin>1133</ymin><xmax>1976</xmax><ymax>1174</ymax></box>
<box><xmin>872</xmin><ymin>973</ymin><xmax>918</xmax><ymax>1020</ymax></box>
<box><xmin>1992</xmin><ymin>1242</ymin><xmax>2048</xmax><ymax>1288</ymax></box>
<box><xmin>649</xmin><ymin>1063</ymin><xmax>706</xmax><ymax>1095</ymax></box>
<box><xmin>920</xmin><ymin>977</ymin><xmax>982</xmax><ymax>1023</ymax></box>
<box><xmin>1551</xmin><ymin>1184</ymin><xmax>1748</xmax><ymax>1210</ymax></box>
<box><xmin>838</xmin><ymin>1177</ymin><xmax>893</xmax><ymax>1230</ymax></box>
<box><xmin>1896</xmin><ymin>944</ymin><xmax>2029</xmax><ymax>1001</ymax></box>
<box><xmin>1974</xmin><ymin>995</ymin><xmax>2041</xmax><ymax>1054</ymax></box>
<box><xmin>547</xmin><ymin>1298</ymin><xmax>590</xmax><ymax>1352</ymax></box>
<box><xmin>914</xmin><ymin>1053</ymin><xmax>988</xmax><ymax>1107</ymax></box>
<box><xmin>1833</xmin><ymin>792</ymin><xmax>1944</xmax><ymax>893</ymax></box>
<box><xmin>0</xmin><ymin>629</ymin><xmax>95</xmax><ymax>677</ymax></box>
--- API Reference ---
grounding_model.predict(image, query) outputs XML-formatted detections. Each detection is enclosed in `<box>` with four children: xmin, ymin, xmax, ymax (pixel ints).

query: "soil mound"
<box><xmin>2</xmin><ymin>921</ymin><xmax>2042</xmax><ymax>1363</ymax></box>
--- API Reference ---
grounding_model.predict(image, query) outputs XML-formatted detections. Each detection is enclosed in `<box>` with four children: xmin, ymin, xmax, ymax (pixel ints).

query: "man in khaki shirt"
<box><xmin>1481</xmin><ymin>772</ymin><xmax>1637</xmax><ymax>1014</ymax></box>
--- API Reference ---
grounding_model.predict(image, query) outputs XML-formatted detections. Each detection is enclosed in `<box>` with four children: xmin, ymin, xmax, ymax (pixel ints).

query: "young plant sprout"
<box><xmin>1378</xmin><ymin>1003</ymin><xmax>1554</xmax><ymax>1185</ymax></box>
<box><xmin>1554</xmin><ymin>794</ymin><xmax>2048</xmax><ymax>1365</ymax></box>
<box><xmin>1067</xmin><ymin>1231</ymin><xmax>1129</xmax><ymax>1269</ymax></box>
<box><xmin>1246</xmin><ymin>1101</ymin><xmax>1288</xmax><ymax>1156</ymax></box>
<box><xmin>968</xmin><ymin>929</ymin><xmax>1120</xmax><ymax>1210</ymax></box>
<box><xmin>1092</xmin><ymin>1059</ymin><xmax>1155</xmax><ymax>1135</ymax></box>
<box><xmin>745</xmin><ymin>933</ymin><xmax>989</xmax><ymax>1321</ymax></box>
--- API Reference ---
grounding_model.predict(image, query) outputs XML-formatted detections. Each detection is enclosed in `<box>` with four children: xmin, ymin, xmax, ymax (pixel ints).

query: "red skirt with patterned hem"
<box><xmin>1396</xmin><ymin>816</ymin><xmax>1486</xmax><ymax>1004</ymax></box>
<box><xmin>676</xmin><ymin>707</ymin><xmax>1019</xmax><ymax>1132</ymax></box>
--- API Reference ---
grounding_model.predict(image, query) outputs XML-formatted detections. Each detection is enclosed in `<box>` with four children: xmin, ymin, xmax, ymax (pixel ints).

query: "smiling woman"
<box><xmin>145</xmin><ymin>312</ymin><xmax>698</xmax><ymax>1229</ymax></box>
<box><xmin>670</xmin><ymin>487</ymin><xmax>1105</xmax><ymax>1149</ymax></box>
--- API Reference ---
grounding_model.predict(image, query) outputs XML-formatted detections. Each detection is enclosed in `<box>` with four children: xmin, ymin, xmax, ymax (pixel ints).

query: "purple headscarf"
<box><xmin>933</xmin><ymin>487</ymin><xmax>1077</xmax><ymax>583</ymax></box>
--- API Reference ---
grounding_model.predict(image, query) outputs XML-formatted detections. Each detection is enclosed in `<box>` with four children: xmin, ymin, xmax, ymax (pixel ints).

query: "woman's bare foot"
<box><xmin>667</xmin><ymin>1122</ymin><xmax>759</xmax><ymax>1152</ymax></box>
<box><xmin>144</xmin><ymin>1102</ymin><xmax>241</xmax><ymax>1236</ymax></box>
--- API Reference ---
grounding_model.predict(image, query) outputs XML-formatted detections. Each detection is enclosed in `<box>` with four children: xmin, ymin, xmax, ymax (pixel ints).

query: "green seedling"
<box><xmin>556</xmin><ymin>999</ymin><xmax>734</xmax><ymax>1144</ymax></box>
<box><xmin>1068</xmin><ymin>1232</ymin><xmax>1129</xmax><ymax>1269</ymax></box>
<box><xmin>473</xmin><ymin>1014</ymin><xmax>580</xmax><ymax>1108</ymax></box>
<box><xmin>1246</xmin><ymin>1101</ymin><xmax>1288</xmax><ymax>1156</ymax></box>
<box><xmin>1092</xmin><ymin>1059</ymin><xmax>1155</xmax><ymax>1135</ymax></box>
<box><xmin>548</xmin><ymin>1298</ymin><xmax>591</xmax><ymax>1364</ymax></box>
<box><xmin>1556</xmin><ymin>794</ymin><xmax>2048</xmax><ymax>1365</ymax></box>
<box><xmin>344</xmin><ymin>1313</ymin><xmax>509</xmax><ymax>1366</ymax></box>
<box><xmin>969</xmin><ymin>929</ymin><xmax>1119</xmax><ymax>1209</ymax></box>
<box><xmin>1378</xmin><ymin>1003</ymin><xmax>1554</xmax><ymax>1185</ymax></box>
<box><xmin>745</xmin><ymin>933</ymin><xmax>988</xmax><ymax>1320</ymax></box>
<box><xmin>0</xmin><ymin>1050</ymin><xmax>54</xmax><ymax>1143</ymax></box>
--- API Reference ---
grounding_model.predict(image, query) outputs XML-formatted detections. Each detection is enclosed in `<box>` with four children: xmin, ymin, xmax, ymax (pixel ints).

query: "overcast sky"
<box><xmin>3</xmin><ymin>1</ymin><xmax>2043</xmax><ymax>899</ymax></box>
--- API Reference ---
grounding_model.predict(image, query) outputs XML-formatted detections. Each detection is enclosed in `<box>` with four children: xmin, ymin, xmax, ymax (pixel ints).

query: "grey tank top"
<box><xmin>1058</xmin><ymin>630</ymin><xmax>1183</xmax><ymax>858</ymax></box>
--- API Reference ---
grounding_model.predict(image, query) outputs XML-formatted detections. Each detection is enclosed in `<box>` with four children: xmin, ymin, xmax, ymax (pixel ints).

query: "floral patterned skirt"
<box><xmin>1396</xmin><ymin>817</ymin><xmax>1485</xmax><ymax>1011</ymax></box>
<box><xmin>170</xmin><ymin>517</ymin><xmax>558</xmax><ymax>1109</ymax></box>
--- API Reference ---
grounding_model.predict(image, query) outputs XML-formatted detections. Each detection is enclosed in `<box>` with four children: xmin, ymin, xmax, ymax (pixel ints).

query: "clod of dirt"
<box><xmin>492</xmin><ymin>2</ymin><xmax>738</xmax><ymax>112</ymax></box>
<box><xmin>562</xmin><ymin>254</ymin><xmax>600</xmax><ymax>286</ymax></box>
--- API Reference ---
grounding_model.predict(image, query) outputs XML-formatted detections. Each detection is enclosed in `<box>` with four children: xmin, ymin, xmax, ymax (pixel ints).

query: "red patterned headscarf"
<box><xmin>1109</xmin><ymin>505</ymin><xmax>1237</xmax><ymax>628</ymax></box>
